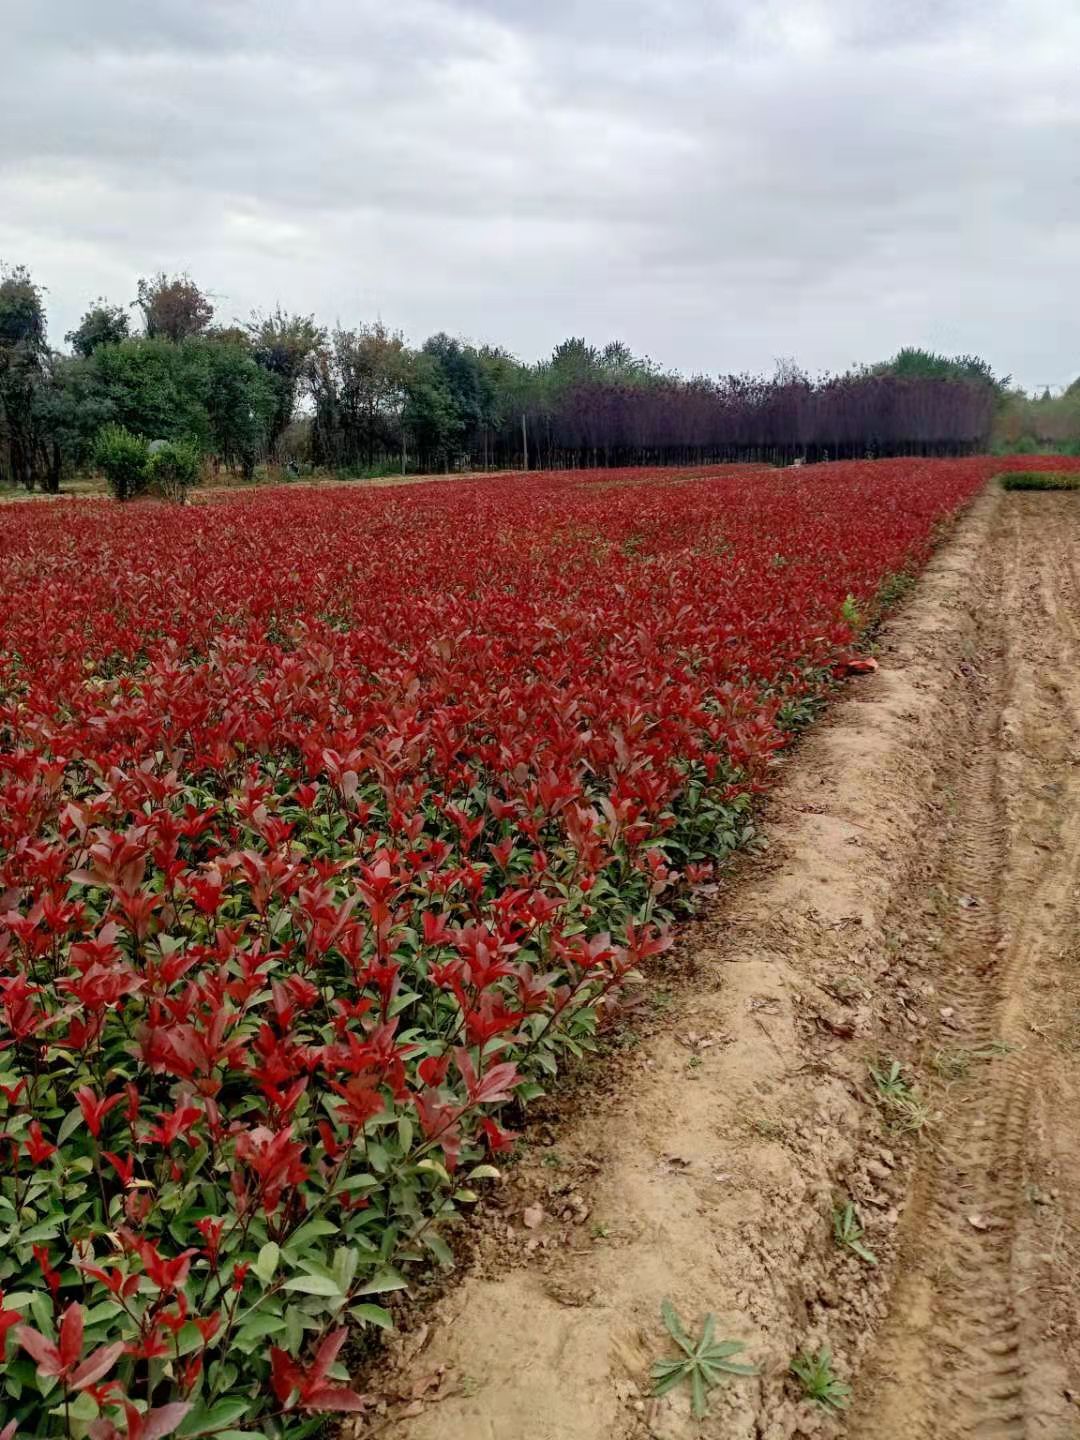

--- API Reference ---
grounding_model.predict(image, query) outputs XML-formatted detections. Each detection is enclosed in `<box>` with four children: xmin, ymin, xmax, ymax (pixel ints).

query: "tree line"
<box><xmin>0</xmin><ymin>265</ymin><xmax>1005</xmax><ymax>491</ymax></box>
<box><xmin>993</xmin><ymin>379</ymin><xmax>1080</xmax><ymax>456</ymax></box>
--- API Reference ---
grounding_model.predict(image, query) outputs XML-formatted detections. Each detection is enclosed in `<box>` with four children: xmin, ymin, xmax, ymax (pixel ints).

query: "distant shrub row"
<box><xmin>999</xmin><ymin>470</ymin><xmax>1080</xmax><ymax>491</ymax></box>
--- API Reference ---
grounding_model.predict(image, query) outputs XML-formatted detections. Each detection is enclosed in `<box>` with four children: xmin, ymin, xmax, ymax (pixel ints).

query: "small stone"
<box><xmin>522</xmin><ymin>1204</ymin><xmax>545</xmax><ymax>1229</ymax></box>
<box><xmin>967</xmin><ymin>1212</ymin><xmax>998</xmax><ymax>1231</ymax></box>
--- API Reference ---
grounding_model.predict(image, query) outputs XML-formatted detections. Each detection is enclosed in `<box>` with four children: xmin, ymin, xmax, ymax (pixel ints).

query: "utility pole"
<box><xmin>521</xmin><ymin>413</ymin><xmax>529</xmax><ymax>473</ymax></box>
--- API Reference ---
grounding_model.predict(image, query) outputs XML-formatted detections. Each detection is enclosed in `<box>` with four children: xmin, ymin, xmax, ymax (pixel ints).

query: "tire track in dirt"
<box><xmin>848</xmin><ymin>495</ymin><xmax>1080</xmax><ymax>1440</ymax></box>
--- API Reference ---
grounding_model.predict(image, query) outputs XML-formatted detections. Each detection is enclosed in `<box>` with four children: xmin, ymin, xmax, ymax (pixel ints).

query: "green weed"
<box><xmin>841</xmin><ymin>594</ymin><xmax>863</xmax><ymax>628</ymax></box>
<box><xmin>832</xmin><ymin>1202</ymin><xmax>877</xmax><ymax>1265</ymax></box>
<box><xmin>791</xmin><ymin>1347</ymin><xmax>851</xmax><ymax>1410</ymax></box>
<box><xmin>870</xmin><ymin>1059</ymin><xmax>930</xmax><ymax>1132</ymax></box>
<box><xmin>651</xmin><ymin>1301</ymin><xmax>756</xmax><ymax>1418</ymax></box>
<box><xmin>875</xmin><ymin>570</ymin><xmax>916</xmax><ymax>609</ymax></box>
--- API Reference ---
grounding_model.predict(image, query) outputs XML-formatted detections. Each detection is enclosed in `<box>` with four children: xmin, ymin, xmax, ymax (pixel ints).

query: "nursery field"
<box><xmin>0</xmin><ymin>457</ymin><xmax>1035</xmax><ymax>1438</ymax></box>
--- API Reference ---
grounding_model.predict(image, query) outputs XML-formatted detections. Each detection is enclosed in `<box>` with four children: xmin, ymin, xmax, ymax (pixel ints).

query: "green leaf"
<box><xmin>416</xmin><ymin>1158</ymin><xmax>451</xmax><ymax>1184</ymax></box>
<box><xmin>651</xmin><ymin>1363</ymin><xmax>687</xmax><ymax>1397</ymax></box>
<box><xmin>349</xmin><ymin>1303</ymin><xmax>394</xmax><ymax>1330</ymax></box>
<box><xmin>179</xmin><ymin>1398</ymin><xmax>251</xmax><ymax>1435</ymax></box>
<box><xmin>332</xmin><ymin>1246</ymin><xmax>358</xmax><ymax>1295</ymax></box>
<box><xmin>56</xmin><ymin>1106</ymin><xmax>84</xmax><ymax>1146</ymax></box>
<box><xmin>284</xmin><ymin>1305</ymin><xmax>305</xmax><ymax>1351</ymax></box>
<box><xmin>703</xmin><ymin>1340</ymin><xmax>747</xmax><ymax>1360</ymax></box>
<box><xmin>253</xmin><ymin>1240</ymin><xmax>280</xmax><ymax>1283</ymax></box>
<box><xmin>336</xmin><ymin>1172</ymin><xmax>380</xmax><ymax>1193</ymax></box>
<box><xmin>233</xmin><ymin>1311</ymin><xmax>288</xmax><ymax>1351</ymax></box>
<box><xmin>50</xmin><ymin>1390</ymin><xmax>98</xmax><ymax>1422</ymax></box>
<box><xmin>691</xmin><ymin>1366</ymin><xmax>708</xmax><ymax>1418</ymax></box>
<box><xmin>0</xmin><ymin>1292</ymin><xmax>35</xmax><ymax>1310</ymax></box>
<box><xmin>356</xmin><ymin>1267</ymin><xmax>408</xmax><ymax>1295</ymax></box>
<box><xmin>295</xmin><ymin>1256</ymin><xmax>338</xmax><ymax>1282</ymax></box>
<box><xmin>18</xmin><ymin>1219</ymin><xmax>63</xmax><ymax>1246</ymax></box>
<box><xmin>281</xmin><ymin>1273</ymin><xmax>343</xmax><ymax>1296</ymax></box>
<box><xmin>661</xmin><ymin>1299</ymin><xmax>694</xmax><ymax>1356</ymax></box>
<box><xmin>283</xmin><ymin>1218</ymin><xmax>338</xmax><ymax>1253</ymax></box>
<box><xmin>173</xmin><ymin>1322</ymin><xmax>211</xmax><ymax>1358</ymax></box>
<box><xmin>366</xmin><ymin>1141</ymin><xmax>390</xmax><ymax>1173</ymax></box>
<box><xmin>421</xmin><ymin>1231</ymin><xmax>454</xmax><ymax>1267</ymax></box>
<box><xmin>30</xmin><ymin>1292</ymin><xmax>53</xmax><ymax>1334</ymax></box>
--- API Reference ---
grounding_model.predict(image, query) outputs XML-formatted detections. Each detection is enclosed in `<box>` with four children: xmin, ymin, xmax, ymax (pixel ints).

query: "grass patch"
<box><xmin>999</xmin><ymin>471</ymin><xmax>1080</xmax><ymax>491</ymax></box>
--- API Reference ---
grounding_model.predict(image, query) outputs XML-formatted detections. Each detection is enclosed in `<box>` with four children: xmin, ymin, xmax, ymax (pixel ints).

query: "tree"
<box><xmin>879</xmin><ymin>347</ymin><xmax>1007</xmax><ymax>392</ymax></box>
<box><xmin>31</xmin><ymin>354</ymin><xmax>114</xmax><ymax>491</ymax></box>
<box><xmin>247</xmin><ymin>308</ymin><xmax>324</xmax><ymax>455</ymax></box>
<box><xmin>89</xmin><ymin>337</ymin><xmax>197</xmax><ymax>440</ymax></box>
<box><xmin>197</xmin><ymin>337</ymin><xmax>276</xmax><ymax>477</ymax></box>
<box><xmin>402</xmin><ymin>351</ymin><xmax>462</xmax><ymax>469</ymax></box>
<box><xmin>475</xmin><ymin>345</ymin><xmax>529</xmax><ymax>469</ymax></box>
<box><xmin>0</xmin><ymin>264</ymin><xmax>48</xmax><ymax>488</ymax></box>
<box><xmin>66</xmin><ymin>301</ymin><xmax>131</xmax><ymax>357</ymax></box>
<box><xmin>85</xmin><ymin>335</ymin><xmax>274</xmax><ymax>475</ymax></box>
<box><xmin>420</xmin><ymin>334</ymin><xmax>484</xmax><ymax>464</ymax></box>
<box><xmin>135</xmin><ymin>272</ymin><xmax>214</xmax><ymax>342</ymax></box>
<box><xmin>549</xmin><ymin>337</ymin><xmax>600</xmax><ymax>384</ymax></box>
<box><xmin>308</xmin><ymin>324</ymin><xmax>411</xmax><ymax>471</ymax></box>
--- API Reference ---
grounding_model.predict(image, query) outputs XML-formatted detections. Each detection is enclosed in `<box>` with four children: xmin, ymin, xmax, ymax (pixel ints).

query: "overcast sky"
<box><xmin>2</xmin><ymin>0</ymin><xmax>1077</xmax><ymax>390</ymax></box>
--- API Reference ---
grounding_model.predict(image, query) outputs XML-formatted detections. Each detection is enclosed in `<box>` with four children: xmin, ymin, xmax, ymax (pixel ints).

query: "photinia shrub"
<box><xmin>0</xmin><ymin>457</ymin><xmax>1008</xmax><ymax>1436</ymax></box>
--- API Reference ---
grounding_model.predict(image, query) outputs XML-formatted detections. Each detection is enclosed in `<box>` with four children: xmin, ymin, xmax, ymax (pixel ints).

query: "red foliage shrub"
<box><xmin>0</xmin><ymin>458</ymin><xmax>1006</xmax><ymax>1434</ymax></box>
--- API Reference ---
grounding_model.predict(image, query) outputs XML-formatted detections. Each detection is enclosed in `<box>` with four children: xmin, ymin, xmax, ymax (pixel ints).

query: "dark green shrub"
<box><xmin>147</xmin><ymin>437</ymin><xmax>201</xmax><ymax>500</ymax></box>
<box><xmin>93</xmin><ymin>422</ymin><xmax>149</xmax><ymax>500</ymax></box>
<box><xmin>999</xmin><ymin>471</ymin><xmax>1080</xmax><ymax>491</ymax></box>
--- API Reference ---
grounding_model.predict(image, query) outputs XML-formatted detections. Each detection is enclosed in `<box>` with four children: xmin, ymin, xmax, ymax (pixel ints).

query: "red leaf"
<box><xmin>16</xmin><ymin>1323</ymin><xmax>62</xmax><ymax>1375</ymax></box>
<box><xmin>140</xmin><ymin>1402</ymin><xmax>194</xmax><ymax>1440</ymax></box>
<box><xmin>71</xmin><ymin>1340</ymin><xmax>126</xmax><ymax>1391</ymax></box>
<box><xmin>302</xmin><ymin>1383</ymin><xmax>369</xmax><ymax>1413</ymax></box>
<box><xmin>58</xmin><ymin>1301</ymin><xmax>84</xmax><ymax>1370</ymax></box>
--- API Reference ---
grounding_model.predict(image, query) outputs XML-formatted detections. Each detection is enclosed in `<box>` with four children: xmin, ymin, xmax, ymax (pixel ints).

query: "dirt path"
<box><xmin>849</xmin><ymin>495</ymin><xmax>1080</xmax><ymax>1440</ymax></box>
<box><xmin>352</xmin><ymin>487</ymin><xmax>1080</xmax><ymax>1440</ymax></box>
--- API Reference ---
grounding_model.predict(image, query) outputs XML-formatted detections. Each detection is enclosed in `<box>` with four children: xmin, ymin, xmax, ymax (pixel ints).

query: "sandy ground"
<box><xmin>343</xmin><ymin>485</ymin><xmax>1080</xmax><ymax>1440</ymax></box>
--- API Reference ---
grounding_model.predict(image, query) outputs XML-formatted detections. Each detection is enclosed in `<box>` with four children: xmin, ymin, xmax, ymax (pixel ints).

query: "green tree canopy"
<box><xmin>66</xmin><ymin>301</ymin><xmax>131</xmax><ymax>357</ymax></box>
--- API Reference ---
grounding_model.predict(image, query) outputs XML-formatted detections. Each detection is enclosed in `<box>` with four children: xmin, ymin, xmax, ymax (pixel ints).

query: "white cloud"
<box><xmin>2</xmin><ymin>0</ymin><xmax>1078</xmax><ymax>387</ymax></box>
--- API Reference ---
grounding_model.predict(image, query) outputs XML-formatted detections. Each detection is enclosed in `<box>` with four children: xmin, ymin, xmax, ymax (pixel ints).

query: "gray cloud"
<box><xmin>2</xmin><ymin>0</ymin><xmax>1077</xmax><ymax>387</ymax></box>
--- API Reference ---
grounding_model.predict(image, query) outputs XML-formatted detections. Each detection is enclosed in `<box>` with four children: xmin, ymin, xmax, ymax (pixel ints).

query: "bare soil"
<box><xmin>349</xmin><ymin>486</ymin><xmax>1080</xmax><ymax>1440</ymax></box>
